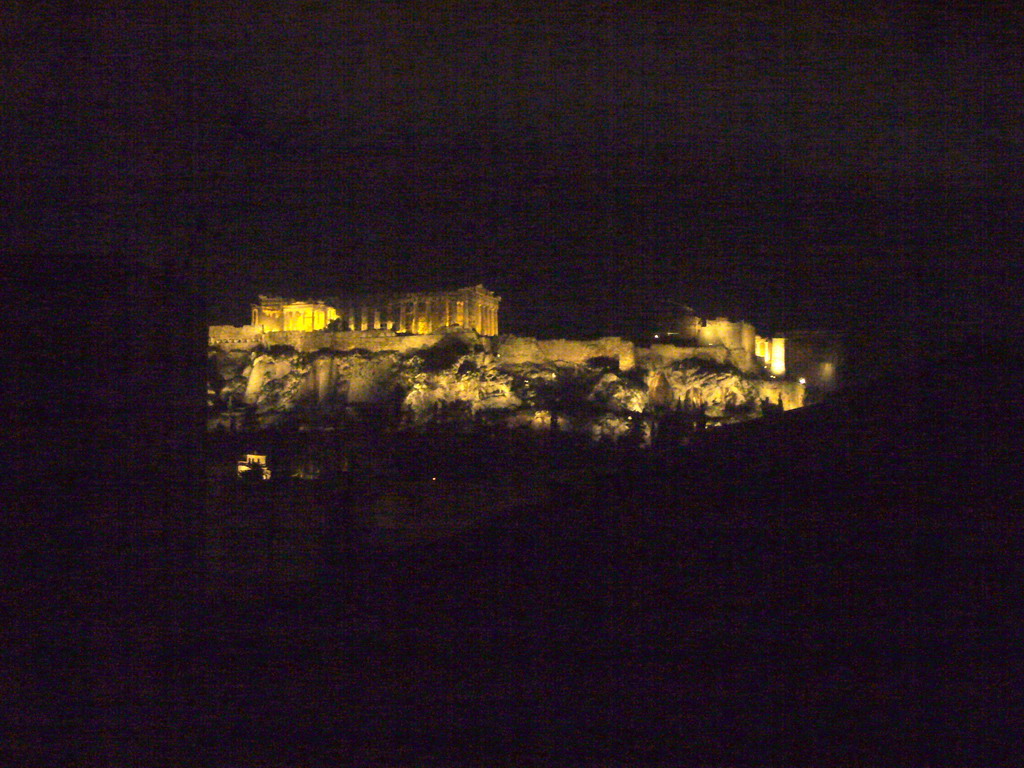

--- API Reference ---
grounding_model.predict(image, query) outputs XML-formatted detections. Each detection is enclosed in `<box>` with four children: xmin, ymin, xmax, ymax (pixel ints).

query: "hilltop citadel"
<box><xmin>208</xmin><ymin>286</ymin><xmax>842</xmax><ymax>438</ymax></box>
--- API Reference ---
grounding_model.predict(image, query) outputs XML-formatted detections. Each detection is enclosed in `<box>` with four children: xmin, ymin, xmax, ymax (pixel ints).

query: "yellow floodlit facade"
<box><xmin>251</xmin><ymin>285</ymin><xmax>501</xmax><ymax>336</ymax></box>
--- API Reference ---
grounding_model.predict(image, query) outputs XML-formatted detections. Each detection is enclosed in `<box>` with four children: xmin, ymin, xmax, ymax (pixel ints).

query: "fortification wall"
<box><xmin>495</xmin><ymin>336</ymin><xmax>636</xmax><ymax>371</ymax></box>
<box><xmin>710</xmin><ymin>319</ymin><xmax>755</xmax><ymax>354</ymax></box>
<box><xmin>695</xmin><ymin>318</ymin><xmax>741</xmax><ymax>349</ymax></box>
<box><xmin>264</xmin><ymin>330</ymin><xmax>451</xmax><ymax>354</ymax></box>
<box><xmin>209</xmin><ymin>325</ymin><xmax>492</xmax><ymax>357</ymax></box>
<box><xmin>687</xmin><ymin>318</ymin><xmax>759</xmax><ymax>372</ymax></box>
<box><xmin>741</xmin><ymin>322</ymin><xmax>756</xmax><ymax>356</ymax></box>
<box><xmin>638</xmin><ymin>344</ymin><xmax>731</xmax><ymax>368</ymax></box>
<box><xmin>209</xmin><ymin>325</ymin><xmax>266</xmax><ymax>350</ymax></box>
<box><xmin>639</xmin><ymin>342</ymin><xmax>761</xmax><ymax>373</ymax></box>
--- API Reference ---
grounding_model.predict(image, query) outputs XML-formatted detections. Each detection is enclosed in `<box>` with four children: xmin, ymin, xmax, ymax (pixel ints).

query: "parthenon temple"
<box><xmin>252</xmin><ymin>284</ymin><xmax>501</xmax><ymax>336</ymax></box>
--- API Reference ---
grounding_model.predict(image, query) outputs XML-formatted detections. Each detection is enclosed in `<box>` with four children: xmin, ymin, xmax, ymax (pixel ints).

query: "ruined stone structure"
<box><xmin>209</xmin><ymin>292</ymin><xmax>814</xmax><ymax>438</ymax></box>
<box><xmin>754</xmin><ymin>334</ymin><xmax>788</xmax><ymax>378</ymax></box>
<box><xmin>663</xmin><ymin>309</ymin><xmax>787</xmax><ymax>376</ymax></box>
<box><xmin>251</xmin><ymin>297</ymin><xmax>337</xmax><ymax>333</ymax></box>
<box><xmin>237</xmin><ymin>296</ymin><xmax>794</xmax><ymax>379</ymax></box>
<box><xmin>251</xmin><ymin>285</ymin><xmax>500</xmax><ymax>336</ymax></box>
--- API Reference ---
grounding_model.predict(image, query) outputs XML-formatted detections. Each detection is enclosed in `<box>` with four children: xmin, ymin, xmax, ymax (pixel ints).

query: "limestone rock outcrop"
<box><xmin>208</xmin><ymin>332</ymin><xmax>805</xmax><ymax>439</ymax></box>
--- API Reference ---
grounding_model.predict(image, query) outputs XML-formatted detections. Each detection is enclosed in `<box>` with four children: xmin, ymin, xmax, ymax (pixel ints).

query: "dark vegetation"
<box><xmin>672</xmin><ymin>355</ymin><xmax>743</xmax><ymax>377</ymax></box>
<box><xmin>620</xmin><ymin>363</ymin><xmax>649</xmax><ymax>387</ymax></box>
<box><xmin>416</xmin><ymin>334</ymin><xmax>478</xmax><ymax>372</ymax></box>
<box><xmin>584</xmin><ymin>354</ymin><xmax>619</xmax><ymax>372</ymax></box>
<box><xmin>249</xmin><ymin>342</ymin><xmax>298</xmax><ymax>357</ymax></box>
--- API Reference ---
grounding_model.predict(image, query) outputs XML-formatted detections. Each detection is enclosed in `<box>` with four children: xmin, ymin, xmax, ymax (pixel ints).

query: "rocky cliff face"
<box><xmin>208</xmin><ymin>333</ymin><xmax>804</xmax><ymax>440</ymax></box>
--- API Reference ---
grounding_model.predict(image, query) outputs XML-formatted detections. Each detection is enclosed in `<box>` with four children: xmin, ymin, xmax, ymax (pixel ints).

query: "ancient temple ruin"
<box><xmin>208</xmin><ymin>290</ymin><xmax>827</xmax><ymax>435</ymax></box>
<box><xmin>251</xmin><ymin>284</ymin><xmax>500</xmax><ymax>336</ymax></box>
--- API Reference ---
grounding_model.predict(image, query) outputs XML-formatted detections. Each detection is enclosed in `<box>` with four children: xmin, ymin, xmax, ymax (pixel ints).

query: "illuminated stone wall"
<box><xmin>754</xmin><ymin>334</ymin><xmax>787</xmax><ymax>376</ymax></box>
<box><xmin>665</xmin><ymin>309</ymin><xmax>790</xmax><ymax>376</ymax></box>
<box><xmin>264</xmin><ymin>330</ymin><xmax>455</xmax><ymax>355</ymax></box>
<box><xmin>770</xmin><ymin>337</ymin><xmax>786</xmax><ymax>376</ymax></box>
<box><xmin>667</xmin><ymin>314</ymin><xmax>763</xmax><ymax>373</ymax></box>
<box><xmin>209</xmin><ymin>324</ymin><xmax>492</xmax><ymax>357</ymax></box>
<box><xmin>694</xmin><ymin>317</ymin><xmax>746</xmax><ymax>350</ymax></box>
<box><xmin>638</xmin><ymin>343</ymin><xmax>731</xmax><ymax>368</ymax></box>
<box><xmin>495</xmin><ymin>336</ymin><xmax>636</xmax><ymax>371</ymax></box>
<box><xmin>209</xmin><ymin>325</ymin><xmax>267</xmax><ymax>349</ymax></box>
<box><xmin>755</xmin><ymin>335</ymin><xmax>769</xmax><ymax>361</ymax></box>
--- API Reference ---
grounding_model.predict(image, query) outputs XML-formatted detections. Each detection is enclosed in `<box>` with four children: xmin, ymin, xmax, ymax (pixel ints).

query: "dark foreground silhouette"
<box><xmin>12</xmin><ymin>339</ymin><xmax>1023</xmax><ymax>766</ymax></box>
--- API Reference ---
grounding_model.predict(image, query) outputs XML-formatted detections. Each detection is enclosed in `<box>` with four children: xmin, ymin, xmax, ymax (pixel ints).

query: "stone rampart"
<box><xmin>209</xmin><ymin>325</ymin><xmax>494</xmax><ymax>356</ymax></box>
<box><xmin>494</xmin><ymin>336</ymin><xmax>636</xmax><ymax>371</ymax></box>
<box><xmin>638</xmin><ymin>342</ymin><xmax>760</xmax><ymax>373</ymax></box>
<box><xmin>264</xmin><ymin>330</ymin><xmax>451</xmax><ymax>354</ymax></box>
<box><xmin>209</xmin><ymin>325</ymin><xmax>266</xmax><ymax>350</ymax></box>
<box><xmin>637</xmin><ymin>344</ymin><xmax>732</xmax><ymax>368</ymax></box>
<box><xmin>691</xmin><ymin>318</ymin><xmax>759</xmax><ymax>372</ymax></box>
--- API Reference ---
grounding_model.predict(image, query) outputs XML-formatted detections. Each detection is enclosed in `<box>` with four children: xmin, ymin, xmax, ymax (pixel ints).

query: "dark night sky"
<box><xmin>6</xmin><ymin>3</ymin><xmax>1023</xmax><ymax>373</ymax></box>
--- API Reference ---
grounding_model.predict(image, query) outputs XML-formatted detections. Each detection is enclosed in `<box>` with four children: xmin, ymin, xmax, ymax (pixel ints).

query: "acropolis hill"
<box><xmin>208</xmin><ymin>286</ymin><xmax>839</xmax><ymax>441</ymax></box>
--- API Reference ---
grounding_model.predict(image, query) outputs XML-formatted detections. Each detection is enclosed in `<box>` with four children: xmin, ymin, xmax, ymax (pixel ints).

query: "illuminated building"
<box><xmin>251</xmin><ymin>285</ymin><xmax>501</xmax><ymax>336</ymax></box>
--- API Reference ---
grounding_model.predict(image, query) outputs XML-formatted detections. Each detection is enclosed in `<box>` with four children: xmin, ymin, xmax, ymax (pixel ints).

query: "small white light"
<box><xmin>799</xmin><ymin>377</ymin><xmax>806</xmax><ymax>384</ymax></box>
<box><xmin>431</xmin><ymin>476</ymin><xmax>437</xmax><ymax>481</ymax></box>
<box><xmin>654</xmin><ymin>334</ymin><xmax>659</xmax><ymax>339</ymax></box>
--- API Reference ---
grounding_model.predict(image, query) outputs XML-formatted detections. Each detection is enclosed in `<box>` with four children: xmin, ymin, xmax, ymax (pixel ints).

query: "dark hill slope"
<box><xmin>186</xmin><ymin>343</ymin><xmax>1023</xmax><ymax>766</ymax></box>
<box><xmin>674</xmin><ymin>341</ymin><xmax>1024</xmax><ymax>515</ymax></box>
<box><xmin>340</xmin><ymin>345</ymin><xmax>1024</xmax><ymax>764</ymax></box>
